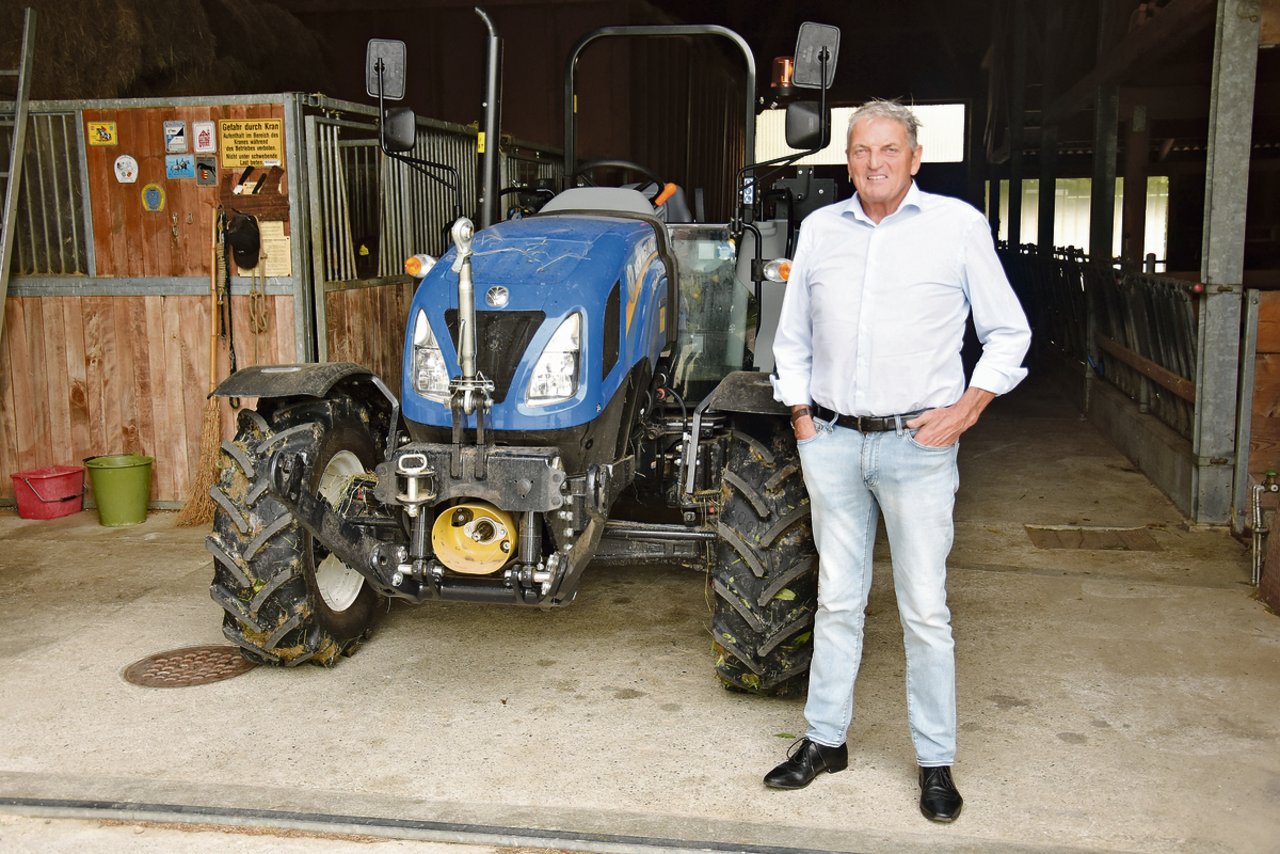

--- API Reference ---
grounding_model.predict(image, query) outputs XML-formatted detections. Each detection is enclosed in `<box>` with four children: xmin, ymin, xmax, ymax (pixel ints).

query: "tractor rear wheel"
<box><xmin>206</xmin><ymin>398</ymin><xmax>384</xmax><ymax>666</ymax></box>
<box><xmin>711</xmin><ymin>421</ymin><xmax>818</xmax><ymax>696</ymax></box>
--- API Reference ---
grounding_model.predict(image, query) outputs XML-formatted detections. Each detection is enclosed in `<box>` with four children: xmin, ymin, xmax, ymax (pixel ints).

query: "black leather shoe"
<box><xmin>919</xmin><ymin>765</ymin><xmax>963</xmax><ymax>822</ymax></box>
<box><xmin>763</xmin><ymin>739</ymin><xmax>848</xmax><ymax>789</ymax></box>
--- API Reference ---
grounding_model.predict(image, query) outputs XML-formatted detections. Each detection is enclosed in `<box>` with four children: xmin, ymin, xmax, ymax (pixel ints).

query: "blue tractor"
<box><xmin>206</xmin><ymin>20</ymin><xmax>839</xmax><ymax>696</ymax></box>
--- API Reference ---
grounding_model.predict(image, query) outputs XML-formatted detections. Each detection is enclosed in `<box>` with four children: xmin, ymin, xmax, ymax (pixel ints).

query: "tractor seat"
<box><xmin>540</xmin><ymin>187</ymin><xmax>655</xmax><ymax>216</ymax></box>
<box><xmin>539</xmin><ymin>184</ymin><xmax>694</xmax><ymax>223</ymax></box>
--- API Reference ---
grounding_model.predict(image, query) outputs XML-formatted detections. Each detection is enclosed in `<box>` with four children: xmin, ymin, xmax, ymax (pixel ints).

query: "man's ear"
<box><xmin>911</xmin><ymin>145</ymin><xmax>924</xmax><ymax>175</ymax></box>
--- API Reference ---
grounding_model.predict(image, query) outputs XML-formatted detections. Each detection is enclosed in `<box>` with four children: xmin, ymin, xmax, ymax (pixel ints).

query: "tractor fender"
<box><xmin>701</xmin><ymin>370</ymin><xmax>788</xmax><ymax>417</ymax></box>
<box><xmin>679</xmin><ymin>370</ymin><xmax>788</xmax><ymax>497</ymax></box>
<box><xmin>212</xmin><ymin>362</ymin><xmax>401</xmax><ymax>453</ymax></box>
<box><xmin>212</xmin><ymin>362</ymin><xmax>382</xmax><ymax>400</ymax></box>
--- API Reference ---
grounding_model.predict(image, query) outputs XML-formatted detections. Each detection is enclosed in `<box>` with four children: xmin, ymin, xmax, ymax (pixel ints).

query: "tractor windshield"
<box><xmin>668</xmin><ymin>224</ymin><xmax>751</xmax><ymax>402</ymax></box>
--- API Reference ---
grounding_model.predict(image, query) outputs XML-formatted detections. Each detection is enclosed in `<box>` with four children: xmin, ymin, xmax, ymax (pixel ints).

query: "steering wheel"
<box><xmin>569</xmin><ymin>159</ymin><xmax>668</xmax><ymax>202</ymax></box>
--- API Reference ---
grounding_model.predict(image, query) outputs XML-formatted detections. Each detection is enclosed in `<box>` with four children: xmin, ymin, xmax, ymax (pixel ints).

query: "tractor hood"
<box><xmin>401</xmin><ymin>213</ymin><xmax>671</xmax><ymax>432</ymax></box>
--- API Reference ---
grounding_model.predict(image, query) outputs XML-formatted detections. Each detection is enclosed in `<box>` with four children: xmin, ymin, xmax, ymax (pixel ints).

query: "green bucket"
<box><xmin>85</xmin><ymin>454</ymin><xmax>154</xmax><ymax>526</ymax></box>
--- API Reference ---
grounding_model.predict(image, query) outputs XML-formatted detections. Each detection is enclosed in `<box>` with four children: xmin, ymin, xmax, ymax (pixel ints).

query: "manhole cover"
<box><xmin>123</xmin><ymin>645</ymin><xmax>257</xmax><ymax>688</ymax></box>
<box><xmin>1024</xmin><ymin>524</ymin><xmax>1162</xmax><ymax>551</ymax></box>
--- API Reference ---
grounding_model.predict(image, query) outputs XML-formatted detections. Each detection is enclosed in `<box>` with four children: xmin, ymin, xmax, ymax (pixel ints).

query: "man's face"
<box><xmin>846</xmin><ymin>115</ymin><xmax>923</xmax><ymax>220</ymax></box>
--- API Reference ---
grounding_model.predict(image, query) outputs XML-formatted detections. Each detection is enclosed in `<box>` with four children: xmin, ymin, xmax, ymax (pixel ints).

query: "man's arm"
<box><xmin>907</xmin><ymin>216</ymin><xmax>1030</xmax><ymax>447</ymax></box>
<box><xmin>962</xmin><ymin>217</ymin><xmax>1032</xmax><ymax>397</ymax></box>
<box><xmin>771</xmin><ymin>228</ymin><xmax>818</xmax><ymax>440</ymax></box>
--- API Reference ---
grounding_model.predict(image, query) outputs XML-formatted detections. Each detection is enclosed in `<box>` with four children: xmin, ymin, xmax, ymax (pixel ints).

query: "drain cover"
<box><xmin>1024</xmin><ymin>524</ymin><xmax>1161</xmax><ymax>551</ymax></box>
<box><xmin>123</xmin><ymin>645</ymin><xmax>256</xmax><ymax>688</ymax></box>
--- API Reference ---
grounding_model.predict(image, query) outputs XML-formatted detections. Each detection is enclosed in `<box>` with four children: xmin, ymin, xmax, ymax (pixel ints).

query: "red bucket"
<box><xmin>10</xmin><ymin>465</ymin><xmax>85</xmax><ymax>519</ymax></box>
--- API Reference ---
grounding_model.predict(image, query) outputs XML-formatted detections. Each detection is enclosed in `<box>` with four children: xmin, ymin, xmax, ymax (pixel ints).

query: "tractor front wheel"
<box><xmin>711</xmin><ymin>421</ymin><xmax>819</xmax><ymax>696</ymax></box>
<box><xmin>205</xmin><ymin>398</ymin><xmax>384</xmax><ymax>665</ymax></box>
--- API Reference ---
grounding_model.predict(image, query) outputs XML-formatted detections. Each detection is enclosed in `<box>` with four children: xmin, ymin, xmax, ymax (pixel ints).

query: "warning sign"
<box><xmin>218</xmin><ymin>118</ymin><xmax>284</xmax><ymax>169</ymax></box>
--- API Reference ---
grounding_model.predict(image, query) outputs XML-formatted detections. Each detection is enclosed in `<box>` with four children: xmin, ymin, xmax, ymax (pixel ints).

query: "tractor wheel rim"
<box><xmin>315</xmin><ymin>449</ymin><xmax>366</xmax><ymax>612</ymax></box>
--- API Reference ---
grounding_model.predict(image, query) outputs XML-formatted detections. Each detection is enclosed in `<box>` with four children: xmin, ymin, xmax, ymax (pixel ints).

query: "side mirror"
<box><xmin>382</xmin><ymin>107</ymin><xmax>417</xmax><ymax>153</ymax></box>
<box><xmin>366</xmin><ymin>39</ymin><xmax>407</xmax><ymax>100</ymax></box>
<box><xmin>785</xmin><ymin>102</ymin><xmax>830</xmax><ymax>151</ymax></box>
<box><xmin>791</xmin><ymin>23</ymin><xmax>839</xmax><ymax>90</ymax></box>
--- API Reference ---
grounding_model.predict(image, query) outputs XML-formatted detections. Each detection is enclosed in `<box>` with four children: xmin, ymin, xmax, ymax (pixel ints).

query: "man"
<box><xmin>765</xmin><ymin>100</ymin><xmax>1031</xmax><ymax>823</ymax></box>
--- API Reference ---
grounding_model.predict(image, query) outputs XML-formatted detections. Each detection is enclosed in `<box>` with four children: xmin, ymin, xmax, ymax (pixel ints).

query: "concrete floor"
<box><xmin>0</xmin><ymin>380</ymin><xmax>1277</xmax><ymax>854</ymax></box>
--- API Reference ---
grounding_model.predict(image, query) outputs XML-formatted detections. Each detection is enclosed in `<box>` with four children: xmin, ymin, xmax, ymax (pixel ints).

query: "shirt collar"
<box><xmin>844</xmin><ymin>181</ymin><xmax>925</xmax><ymax>225</ymax></box>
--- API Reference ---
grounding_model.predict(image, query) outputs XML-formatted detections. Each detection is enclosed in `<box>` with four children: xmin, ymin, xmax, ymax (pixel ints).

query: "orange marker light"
<box><xmin>405</xmin><ymin>254</ymin><xmax>436</xmax><ymax>278</ymax></box>
<box><xmin>763</xmin><ymin>258</ymin><xmax>792</xmax><ymax>283</ymax></box>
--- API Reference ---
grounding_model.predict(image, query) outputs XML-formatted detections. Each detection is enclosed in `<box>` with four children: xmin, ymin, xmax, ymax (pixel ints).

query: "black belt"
<box><xmin>812</xmin><ymin>404</ymin><xmax>924</xmax><ymax>433</ymax></box>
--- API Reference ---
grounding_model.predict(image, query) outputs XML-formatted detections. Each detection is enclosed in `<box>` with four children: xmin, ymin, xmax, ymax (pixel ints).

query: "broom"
<box><xmin>175</xmin><ymin>213</ymin><xmax>224</xmax><ymax>527</ymax></box>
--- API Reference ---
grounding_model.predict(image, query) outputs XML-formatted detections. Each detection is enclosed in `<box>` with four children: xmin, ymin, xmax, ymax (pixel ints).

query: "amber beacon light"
<box><xmin>771</xmin><ymin>56</ymin><xmax>795</xmax><ymax>96</ymax></box>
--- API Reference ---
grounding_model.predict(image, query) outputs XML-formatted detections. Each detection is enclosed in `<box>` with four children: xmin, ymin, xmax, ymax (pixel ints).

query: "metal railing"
<box><xmin>4</xmin><ymin>110</ymin><xmax>88</xmax><ymax>276</ymax></box>
<box><xmin>1091</xmin><ymin>266</ymin><xmax>1197</xmax><ymax>438</ymax></box>
<box><xmin>1001</xmin><ymin>245</ymin><xmax>1199</xmax><ymax>441</ymax></box>
<box><xmin>306</xmin><ymin>108</ymin><xmax>563</xmax><ymax>286</ymax></box>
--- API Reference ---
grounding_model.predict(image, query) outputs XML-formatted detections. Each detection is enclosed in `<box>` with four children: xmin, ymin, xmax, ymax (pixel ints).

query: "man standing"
<box><xmin>765</xmin><ymin>100</ymin><xmax>1031</xmax><ymax>823</ymax></box>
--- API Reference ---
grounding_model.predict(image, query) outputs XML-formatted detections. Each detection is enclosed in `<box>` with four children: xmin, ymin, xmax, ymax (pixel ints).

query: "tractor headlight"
<box><xmin>412</xmin><ymin>310</ymin><xmax>450</xmax><ymax>401</ymax></box>
<box><xmin>527</xmin><ymin>312</ymin><xmax>581</xmax><ymax>405</ymax></box>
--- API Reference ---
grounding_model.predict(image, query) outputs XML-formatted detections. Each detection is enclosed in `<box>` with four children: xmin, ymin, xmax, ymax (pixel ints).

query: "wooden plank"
<box><xmin>0</xmin><ymin>299</ymin><xmax>24</xmax><ymax>497</ymax></box>
<box><xmin>39</xmin><ymin>296</ymin><xmax>73</xmax><ymax>464</ymax></box>
<box><xmin>176</xmin><ymin>295</ymin><xmax>204</xmax><ymax>502</ymax></box>
<box><xmin>183</xmin><ymin>293</ymin><xmax>208</xmax><ymax>500</ymax></box>
<box><xmin>1257</xmin><ymin>291</ymin><xmax>1280</xmax><ymax>354</ymax></box>
<box><xmin>21</xmin><ymin>296</ymin><xmax>52</xmax><ymax>470</ymax></box>
<box><xmin>274</xmin><ymin>296</ymin><xmax>297</xmax><ymax>364</ymax></box>
<box><xmin>1097</xmin><ymin>332</ymin><xmax>1196</xmax><ymax>403</ymax></box>
<box><xmin>62</xmin><ymin>297</ymin><xmax>92</xmax><ymax>464</ymax></box>
<box><xmin>325</xmin><ymin>288</ymin><xmax>346</xmax><ymax>363</ymax></box>
<box><xmin>236</xmin><ymin>285</ymin><xmax>274</xmax><ymax>369</ymax></box>
<box><xmin>82</xmin><ymin>297</ymin><xmax>111</xmax><ymax>453</ymax></box>
<box><xmin>143</xmin><ymin>295</ymin><xmax>174</xmax><ymax>499</ymax></box>
<box><xmin>128</xmin><ymin>296</ymin><xmax>154</xmax><ymax>452</ymax></box>
<box><xmin>160</xmin><ymin>296</ymin><xmax>189</xmax><ymax>500</ymax></box>
<box><xmin>5</xmin><ymin>299</ymin><xmax>38</xmax><ymax>472</ymax></box>
<box><xmin>113</xmin><ymin>298</ymin><xmax>136</xmax><ymax>453</ymax></box>
<box><xmin>113</xmin><ymin>297</ymin><xmax>141</xmax><ymax>454</ymax></box>
<box><xmin>1249</xmin><ymin>353</ymin><xmax>1280</xmax><ymax>478</ymax></box>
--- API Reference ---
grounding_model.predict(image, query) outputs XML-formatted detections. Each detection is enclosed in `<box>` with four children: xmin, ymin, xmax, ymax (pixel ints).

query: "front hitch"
<box><xmin>268</xmin><ymin>441</ymin><xmax>404</xmax><ymax>597</ymax></box>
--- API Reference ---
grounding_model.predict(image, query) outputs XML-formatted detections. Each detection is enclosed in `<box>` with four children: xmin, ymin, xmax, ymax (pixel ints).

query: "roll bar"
<box><xmin>562</xmin><ymin>25</ymin><xmax>756</xmax><ymax>183</ymax></box>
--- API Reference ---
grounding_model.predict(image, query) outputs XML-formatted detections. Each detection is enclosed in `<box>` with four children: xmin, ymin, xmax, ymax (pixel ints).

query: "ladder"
<box><xmin>0</xmin><ymin>7</ymin><xmax>36</xmax><ymax>342</ymax></box>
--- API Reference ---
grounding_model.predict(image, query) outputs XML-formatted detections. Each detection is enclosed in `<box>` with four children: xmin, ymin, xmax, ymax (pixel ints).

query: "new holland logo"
<box><xmin>485</xmin><ymin>286</ymin><xmax>509</xmax><ymax>308</ymax></box>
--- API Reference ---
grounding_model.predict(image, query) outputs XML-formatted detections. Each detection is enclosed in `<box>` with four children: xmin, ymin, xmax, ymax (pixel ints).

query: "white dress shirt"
<box><xmin>771</xmin><ymin>182</ymin><xmax>1031</xmax><ymax>416</ymax></box>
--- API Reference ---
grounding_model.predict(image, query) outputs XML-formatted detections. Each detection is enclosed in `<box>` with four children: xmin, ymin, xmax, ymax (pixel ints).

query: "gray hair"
<box><xmin>846</xmin><ymin>100</ymin><xmax>921</xmax><ymax>150</ymax></box>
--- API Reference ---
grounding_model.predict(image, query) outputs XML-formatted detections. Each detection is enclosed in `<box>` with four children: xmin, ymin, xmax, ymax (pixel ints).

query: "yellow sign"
<box><xmin>218</xmin><ymin>118</ymin><xmax>284</xmax><ymax>169</ymax></box>
<box><xmin>87</xmin><ymin>121</ymin><xmax>117</xmax><ymax>146</ymax></box>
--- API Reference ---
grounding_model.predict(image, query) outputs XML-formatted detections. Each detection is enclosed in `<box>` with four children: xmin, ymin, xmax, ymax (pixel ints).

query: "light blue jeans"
<box><xmin>796</xmin><ymin>415</ymin><xmax>959</xmax><ymax>767</ymax></box>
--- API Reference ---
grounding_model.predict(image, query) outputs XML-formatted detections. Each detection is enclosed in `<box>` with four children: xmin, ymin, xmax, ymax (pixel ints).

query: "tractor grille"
<box><xmin>445</xmin><ymin>309</ymin><xmax>546</xmax><ymax>403</ymax></box>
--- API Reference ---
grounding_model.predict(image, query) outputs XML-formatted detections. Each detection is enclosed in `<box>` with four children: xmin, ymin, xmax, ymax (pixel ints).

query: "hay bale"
<box><xmin>0</xmin><ymin>0</ymin><xmax>329</xmax><ymax>100</ymax></box>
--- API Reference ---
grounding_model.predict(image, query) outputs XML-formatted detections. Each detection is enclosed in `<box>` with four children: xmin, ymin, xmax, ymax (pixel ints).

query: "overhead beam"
<box><xmin>1044</xmin><ymin>0</ymin><xmax>1217</xmax><ymax>125</ymax></box>
<box><xmin>1119</xmin><ymin>86</ymin><xmax>1213</xmax><ymax>120</ymax></box>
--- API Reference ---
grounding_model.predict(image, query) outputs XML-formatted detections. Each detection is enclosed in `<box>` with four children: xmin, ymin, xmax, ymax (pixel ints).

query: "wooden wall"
<box><xmin>82</xmin><ymin>104</ymin><xmax>286</xmax><ymax>278</ymax></box>
<box><xmin>325</xmin><ymin>281</ymin><xmax>415</xmax><ymax>400</ymax></box>
<box><xmin>1250</xmin><ymin>291</ymin><xmax>1280</xmax><ymax>482</ymax></box>
<box><xmin>0</xmin><ymin>294</ymin><xmax>296</xmax><ymax>504</ymax></box>
<box><xmin>0</xmin><ymin>100</ymin><xmax>305</xmax><ymax>506</ymax></box>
